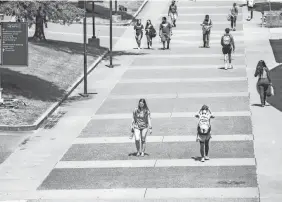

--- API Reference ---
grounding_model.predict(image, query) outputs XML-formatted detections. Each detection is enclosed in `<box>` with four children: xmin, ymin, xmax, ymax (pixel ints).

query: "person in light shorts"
<box><xmin>195</xmin><ymin>105</ymin><xmax>215</xmax><ymax>162</ymax></box>
<box><xmin>168</xmin><ymin>0</ymin><xmax>178</xmax><ymax>27</ymax></box>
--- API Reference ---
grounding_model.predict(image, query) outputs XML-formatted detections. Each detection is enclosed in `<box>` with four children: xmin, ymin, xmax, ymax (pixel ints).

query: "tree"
<box><xmin>0</xmin><ymin>1</ymin><xmax>85</xmax><ymax>41</ymax></box>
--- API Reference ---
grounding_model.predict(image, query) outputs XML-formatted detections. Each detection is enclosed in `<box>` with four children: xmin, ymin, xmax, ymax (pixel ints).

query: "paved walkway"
<box><xmin>0</xmin><ymin>0</ymin><xmax>281</xmax><ymax>201</ymax></box>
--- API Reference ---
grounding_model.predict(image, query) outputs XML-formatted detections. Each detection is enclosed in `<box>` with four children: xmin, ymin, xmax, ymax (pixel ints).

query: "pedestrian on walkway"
<box><xmin>145</xmin><ymin>20</ymin><xmax>156</xmax><ymax>49</ymax></box>
<box><xmin>221</xmin><ymin>28</ymin><xmax>235</xmax><ymax>70</ymax></box>
<box><xmin>159</xmin><ymin>17</ymin><xmax>173</xmax><ymax>50</ymax></box>
<box><xmin>230</xmin><ymin>3</ymin><xmax>238</xmax><ymax>31</ymax></box>
<box><xmin>168</xmin><ymin>0</ymin><xmax>178</xmax><ymax>27</ymax></box>
<box><xmin>254</xmin><ymin>60</ymin><xmax>272</xmax><ymax>107</ymax></box>
<box><xmin>246</xmin><ymin>0</ymin><xmax>254</xmax><ymax>21</ymax></box>
<box><xmin>195</xmin><ymin>105</ymin><xmax>215</xmax><ymax>162</ymax></box>
<box><xmin>134</xmin><ymin>19</ymin><xmax>144</xmax><ymax>49</ymax></box>
<box><xmin>200</xmin><ymin>15</ymin><xmax>212</xmax><ymax>48</ymax></box>
<box><xmin>131</xmin><ymin>99</ymin><xmax>152</xmax><ymax>157</ymax></box>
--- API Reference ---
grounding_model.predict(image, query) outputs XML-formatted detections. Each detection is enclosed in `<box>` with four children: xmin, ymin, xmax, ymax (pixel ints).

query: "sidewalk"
<box><xmin>0</xmin><ymin>0</ymin><xmax>169</xmax><ymax>199</ymax></box>
<box><xmin>243</xmin><ymin>7</ymin><xmax>282</xmax><ymax>202</ymax></box>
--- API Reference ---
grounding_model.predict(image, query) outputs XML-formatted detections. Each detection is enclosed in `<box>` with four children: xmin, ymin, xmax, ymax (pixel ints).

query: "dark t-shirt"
<box><xmin>134</xmin><ymin>24</ymin><xmax>144</xmax><ymax>35</ymax></box>
<box><xmin>160</xmin><ymin>22</ymin><xmax>172</xmax><ymax>35</ymax></box>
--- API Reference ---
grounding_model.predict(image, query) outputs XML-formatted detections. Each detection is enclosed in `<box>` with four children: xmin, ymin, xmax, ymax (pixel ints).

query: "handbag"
<box><xmin>227</xmin><ymin>14</ymin><xmax>232</xmax><ymax>21</ymax></box>
<box><xmin>266</xmin><ymin>84</ymin><xmax>275</xmax><ymax>97</ymax></box>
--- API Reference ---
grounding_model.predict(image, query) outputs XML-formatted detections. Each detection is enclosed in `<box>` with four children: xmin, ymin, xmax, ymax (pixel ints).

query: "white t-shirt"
<box><xmin>248</xmin><ymin>0</ymin><xmax>254</xmax><ymax>7</ymax></box>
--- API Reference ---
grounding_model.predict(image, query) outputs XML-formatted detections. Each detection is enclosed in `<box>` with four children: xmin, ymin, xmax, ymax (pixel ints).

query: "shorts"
<box><xmin>197</xmin><ymin>133</ymin><xmax>211</xmax><ymax>142</ymax></box>
<box><xmin>222</xmin><ymin>46</ymin><xmax>232</xmax><ymax>54</ymax></box>
<box><xmin>197</xmin><ymin>125</ymin><xmax>211</xmax><ymax>142</ymax></box>
<box><xmin>170</xmin><ymin>13</ymin><xmax>177</xmax><ymax>20</ymax></box>
<box><xmin>161</xmin><ymin>34</ymin><xmax>171</xmax><ymax>42</ymax></box>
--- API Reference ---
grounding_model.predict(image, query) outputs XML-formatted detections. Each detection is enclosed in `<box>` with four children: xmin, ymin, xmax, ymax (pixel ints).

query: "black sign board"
<box><xmin>1</xmin><ymin>22</ymin><xmax>28</xmax><ymax>66</ymax></box>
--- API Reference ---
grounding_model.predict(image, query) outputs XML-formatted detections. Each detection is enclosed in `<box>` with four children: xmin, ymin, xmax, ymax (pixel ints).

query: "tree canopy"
<box><xmin>0</xmin><ymin>1</ymin><xmax>86</xmax><ymax>41</ymax></box>
<box><xmin>0</xmin><ymin>1</ymin><xmax>85</xmax><ymax>25</ymax></box>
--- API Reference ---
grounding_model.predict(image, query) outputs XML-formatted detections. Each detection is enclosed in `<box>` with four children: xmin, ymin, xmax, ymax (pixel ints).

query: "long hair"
<box><xmin>256</xmin><ymin>60</ymin><xmax>268</xmax><ymax>75</ymax></box>
<box><xmin>199</xmin><ymin>104</ymin><xmax>211</xmax><ymax>114</ymax></box>
<box><xmin>138</xmin><ymin>98</ymin><xmax>150</xmax><ymax>113</ymax></box>
<box><xmin>146</xmin><ymin>20</ymin><xmax>151</xmax><ymax>28</ymax></box>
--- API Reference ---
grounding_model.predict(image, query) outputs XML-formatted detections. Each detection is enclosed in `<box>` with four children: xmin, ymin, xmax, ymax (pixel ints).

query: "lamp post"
<box><xmin>92</xmin><ymin>1</ymin><xmax>96</xmax><ymax>38</ymax></box>
<box><xmin>83</xmin><ymin>0</ymin><xmax>88</xmax><ymax>94</ymax></box>
<box><xmin>115</xmin><ymin>0</ymin><xmax>118</xmax><ymax>14</ymax></box>
<box><xmin>107</xmin><ymin>0</ymin><xmax>113</xmax><ymax>68</ymax></box>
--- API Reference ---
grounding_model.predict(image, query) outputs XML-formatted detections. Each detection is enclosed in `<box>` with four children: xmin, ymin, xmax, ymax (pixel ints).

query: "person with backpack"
<box><xmin>195</xmin><ymin>105</ymin><xmax>215</xmax><ymax>162</ymax></box>
<box><xmin>200</xmin><ymin>15</ymin><xmax>213</xmax><ymax>48</ymax></box>
<box><xmin>168</xmin><ymin>0</ymin><xmax>178</xmax><ymax>27</ymax></box>
<box><xmin>247</xmin><ymin>0</ymin><xmax>254</xmax><ymax>21</ymax></box>
<box><xmin>145</xmin><ymin>19</ymin><xmax>156</xmax><ymax>49</ymax></box>
<box><xmin>254</xmin><ymin>60</ymin><xmax>273</xmax><ymax>107</ymax></box>
<box><xmin>159</xmin><ymin>17</ymin><xmax>173</xmax><ymax>50</ymax></box>
<box><xmin>134</xmin><ymin>19</ymin><xmax>144</xmax><ymax>50</ymax></box>
<box><xmin>221</xmin><ymin>28</ymin><xmax>235</xmax><ymax>70</ymax></box>
<box><xmin>230</xmin><ymin>3</ymin><xmax>238</xmax><ymax>31</ymax></box>
<box><xmin>130</xmin><ymin>99</ymin><xmax>152</xmax><ymax>157</ymax></box>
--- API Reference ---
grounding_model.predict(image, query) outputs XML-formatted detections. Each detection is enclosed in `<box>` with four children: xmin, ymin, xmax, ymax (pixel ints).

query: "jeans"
<box><xmin>257</xmin><ymin>78</ymin><xmax>270</xmax><ymax>105</ymax></box>
<box><xmin>231</xmin><ymin>16</ymin><xmax>237</xmax><ymax>28</ymax></box>
<box><xmin>203</xmin><ymin>32</ymin><xmax>210</xmax><ymax>46</ymax></box>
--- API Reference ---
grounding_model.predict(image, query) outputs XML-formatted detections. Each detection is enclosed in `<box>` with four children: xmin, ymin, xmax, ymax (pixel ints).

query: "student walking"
<box><xmin>230</xmin><ymin>3</ymin><xmax>238</xmax><ymax>31</ymax></box>
<box><xmin>168</xmin><ymin>0</ymin><xmax>178</xmax><ymax>27</ymax></box>
<box><xmin>247</xmin><ymin>0</ymin><xmax>254</xmax><ymax>21</ymax></box>
<box><xmin>195</xmin><ymin>105</ymin><xmax>215</xmax><ymax>162</ymax></box>
<box><xmin>159</xmin><ymin>17</ymin><xmax>173</xmax><ymax>50</ymax></box>
<box><xmin>145</xmin><ymin>20</ymin><xmax>156</xmax><ymax>49</ymax></box>
<box><xmin>134</xmin><ymin>19</ymin><xmax>144</xmax><ymax>49</ymax></box>
<box><xmin>200</xmin><ymin>15</ymin><xmax>213</xmax><ymax>48</ymax></box>
<box><xmin>221</xmin><ymin>28</ymin><xmax>235</xmax><ymax>70</ymax></box>
<box><xmin>131</xmin><ymin>99</ymin><xmax>152</xmax><ymax>157</ymax></box>
<box><xmin>254</xmin><ymin>60</ymin><xmax>273</xmax><ymax>107</ymax></box>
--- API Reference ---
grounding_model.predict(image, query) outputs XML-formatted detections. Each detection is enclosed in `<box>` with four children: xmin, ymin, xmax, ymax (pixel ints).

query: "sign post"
<box><xmin>0</xmin><ymin>22</ymin><xmax>28</xmax><ymax>103</ymax></box>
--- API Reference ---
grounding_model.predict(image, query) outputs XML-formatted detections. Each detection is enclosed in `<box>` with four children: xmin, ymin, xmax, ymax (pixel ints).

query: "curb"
<box><xmin>0</xmin><ymin>49</ymin><xmax>109</xmax><ymax>132</ymax></box>
<box><xmin>75</xmin><ymin>0</ymin><xmax>149</xmax><ymax>26</ymax></box>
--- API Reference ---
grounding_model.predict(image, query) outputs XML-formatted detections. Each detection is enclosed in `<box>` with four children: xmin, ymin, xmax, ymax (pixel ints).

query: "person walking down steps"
<box><xmin>230</xmin><ymin>3</ymin><xmax>238</xmax><ymax>31</ymax></box>
<box><xmin>145</xmin><ymin>20</ymin><xmax>157</xmax><ymax>49</ymax></box>
<box><xmin>168</xmin><ymin>0</ymin><xmax>178</xmax><ymax>27</ymax></box>
<box><xmin>159</xmin><ymin>17</ymin><xmax>173</xmax><ymax>50</ymax></box>
<box><xmin>200</xmin><ymin>15</ymin><xmax>213</xmax><ymax>48</ymax></box>
<box><xmin>221</xmin><ymin>28</ymin><xmax>235</xmax><ymax>70</ymax></box>
<box><xmin>130</xmin><ymin>99</ymin><xmax>152</xmax><ymax>157</ymax></box>
<box><xmin>134</xmin><ymin>19</ymin><xmax>144</xmax><ymax>49</ymax></box>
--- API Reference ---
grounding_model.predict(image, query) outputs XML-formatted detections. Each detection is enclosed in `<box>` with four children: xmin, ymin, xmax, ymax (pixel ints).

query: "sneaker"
<box><xmin>233</xmin><ymin>28</ymin><xmax>236</xmax><ymax>31</ymax></box>
<box><xmin>224</xmin><ymin>63</ymin><xmax>228</xmax><ymax>70</ymax></box>
<box><xmin>204</xmin><ymin>156</ymin><xmax>210</xmax><ymax>160</ymax></box>
<box><xmin>229</xmin><ymin>64</ymin><xmax>233</xmax><ymax>69</ymax></box>
<box><xmin>201</xmin><ymin>158</ymin><xmax>205</xmax><ymax>162</ymax></box>
<box><xmin>136</xmin><ymin>152</ymin><xmax>141</xmax><ymax>157</ymax></box>
<box><xmin>141</xmin><ymin>152</ymin><xmax>145</xmax><ymax>157</ymax></box>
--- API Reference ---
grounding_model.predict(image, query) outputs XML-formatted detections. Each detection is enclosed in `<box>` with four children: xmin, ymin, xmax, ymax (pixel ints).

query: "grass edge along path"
<box><xmin>0</xmin><ymin>41</ymin><xmax>108</xmax><ymax>130</ymax></box>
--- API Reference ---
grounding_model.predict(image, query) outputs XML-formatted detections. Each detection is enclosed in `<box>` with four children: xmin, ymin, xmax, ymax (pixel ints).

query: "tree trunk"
<box><xmin>32</xmin><ymin>14</ymin><xmax>46</xmax><ymax>42</ymax></box>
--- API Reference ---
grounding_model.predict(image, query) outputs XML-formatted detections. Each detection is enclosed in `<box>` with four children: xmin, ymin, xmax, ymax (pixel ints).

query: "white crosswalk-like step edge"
<box><xmin>92</xmin><ymin>111</ymin><xmax>251</xmax><ymax>119</ymax></box>
<box><xmin>55</xmin><ymin>158</ymin><xmax>256</xmax><ymax>168</ymax></box>
<box><xmin>7</xmin><ymin>187</ymin><xmax>258</xmax><ymax>200</ymax></box>
<box><xmin>73</xmin><ymin>135</ymin><xmax>253</xmax><ymax>144</ymax></box>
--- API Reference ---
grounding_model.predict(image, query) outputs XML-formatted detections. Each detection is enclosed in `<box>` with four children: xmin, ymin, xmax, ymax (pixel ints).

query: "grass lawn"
<box><xmin>0</xmin><ymin>39</ymin><xmax>107</xmax><ymax>126</ymax></box>
<box><xmin>81</xmin><ymin>0</ymin><xmax>145</xmax><ymax>24</ymax></box>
